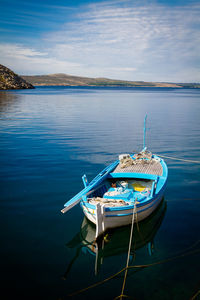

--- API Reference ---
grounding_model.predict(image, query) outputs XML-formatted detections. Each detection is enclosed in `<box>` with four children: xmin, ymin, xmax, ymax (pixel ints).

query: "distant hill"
<box><xmin>21</xmin><ymin>73</ymin><xmax>200</xmax><ymax>88</ymax></box>
<box><xmin>0</xmin><ymin>64</ymin><xmax>34</xmax><ymax>90</ymax></box>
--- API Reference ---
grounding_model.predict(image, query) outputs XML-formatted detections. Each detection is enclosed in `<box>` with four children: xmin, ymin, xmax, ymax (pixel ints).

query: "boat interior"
<box><xmin>87</xmin><ymin>178</ymin><xmax>154</xmax><ymax>206</ymax></box>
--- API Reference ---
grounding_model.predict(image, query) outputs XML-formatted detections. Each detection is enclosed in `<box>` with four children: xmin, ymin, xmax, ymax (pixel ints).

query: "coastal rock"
<box><xmin>0</xmin><ymin>64</ymin><xmax>34</xmax><ymax>90</ymax></box>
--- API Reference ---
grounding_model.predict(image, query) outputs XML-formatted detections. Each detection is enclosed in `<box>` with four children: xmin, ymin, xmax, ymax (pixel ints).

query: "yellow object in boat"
<box><xmin>132</xmin><ymin>183</ymin><xmax>146</xmax><ymax>192</ymax></box>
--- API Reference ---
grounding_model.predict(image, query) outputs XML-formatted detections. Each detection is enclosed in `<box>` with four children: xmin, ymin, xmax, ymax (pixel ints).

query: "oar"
<box><xmin>61</xmin><ymin>184</ymin><xmax>100</xmax><ymax>214</ymax></box>
<box><xmin>61</xmin><ymin>160</ymin><xmax>119</xmax><ymax>214</ymax></box>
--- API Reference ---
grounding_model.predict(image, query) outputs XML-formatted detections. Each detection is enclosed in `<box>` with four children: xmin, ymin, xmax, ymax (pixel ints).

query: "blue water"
<box><xmin>0</xmin><ymin>87</ymin><xmax>200</xmax><ymax>300</ymax></box>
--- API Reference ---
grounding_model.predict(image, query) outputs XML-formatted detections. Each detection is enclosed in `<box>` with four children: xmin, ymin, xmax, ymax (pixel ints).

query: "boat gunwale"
<box><xmin>81</xmin><ymin>193</ymin><xmax>165</xmax><ymax>222</ymax></box>
<box><xmin>63</xmin><ymin>153</ymin><xmax>168</xmax><ymax>215</ymax></box>
<box><xmin>80</xmin><ymin>155</ymin><xmax>168</xmax><ymax>211</ymax></box>
<box><xmin>81</xmin><ymin>180</ymin><xmax>167</xmax><ymax>213</ymax></box>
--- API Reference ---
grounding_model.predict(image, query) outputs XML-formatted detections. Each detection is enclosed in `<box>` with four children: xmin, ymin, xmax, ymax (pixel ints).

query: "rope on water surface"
<box><xmin>190</xmin><ymin>289</ymin><xmax>200</xmax><ymax>300</ymax></box>
<box><xmin>67</xmin><ymin>245</ymin><xmax>200</xmax><ymax>298</ymax></box>
<box><xmin>155</xmin><ymin>154</ymin><xmax>200</xmax><ymax>164</ymax></box>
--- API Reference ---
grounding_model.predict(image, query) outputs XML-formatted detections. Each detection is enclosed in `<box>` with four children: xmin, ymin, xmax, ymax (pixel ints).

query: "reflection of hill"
<box><xmin>22</xmin><ymin>73</ymin><xmax>190</xmax><ymax>88</ymax></box>
<box><xmin>0</xmin><ymin>92</ymin><xmax>19</xmax><ymax>113</ymax></box>
<box><xmin>65</xmin><ymin>199</ymin><xmax>166</xmax><ymax>275</ymax></box>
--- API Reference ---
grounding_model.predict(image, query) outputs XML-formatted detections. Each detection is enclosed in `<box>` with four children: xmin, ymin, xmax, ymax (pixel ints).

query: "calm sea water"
<box><xmin>0</xmin><ymin>86</ymin><xmax>200</xmax><ymax>300</ymax></box>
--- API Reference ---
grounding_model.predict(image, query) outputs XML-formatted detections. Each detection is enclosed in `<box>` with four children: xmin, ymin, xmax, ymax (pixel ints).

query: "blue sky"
<box><xmin>0</xmin><ymin>0</ymin><xmax>200</xmax><ymax>82</ymax></box>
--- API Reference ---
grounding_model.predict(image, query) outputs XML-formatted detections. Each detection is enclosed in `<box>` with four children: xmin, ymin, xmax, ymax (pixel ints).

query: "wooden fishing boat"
<box><xmin>61</xmin><ymin>117</ymin><xmax>168</xmax><ymax>238</ymax></box>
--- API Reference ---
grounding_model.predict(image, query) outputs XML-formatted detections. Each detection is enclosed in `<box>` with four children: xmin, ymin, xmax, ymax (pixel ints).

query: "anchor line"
<box><xmin>155</xmin><ymin>154</ymin><xmax>200</xmax><ymax>164</ymax></box>
<box><xmin>118</xmin><ymin>200</ymin><xmax>137</xmax><ymax>300</ymax></box>
<box><xmin>67</xmin><ymin>247</ymin><xmax>200</xmax><ymax>298</ymax></box>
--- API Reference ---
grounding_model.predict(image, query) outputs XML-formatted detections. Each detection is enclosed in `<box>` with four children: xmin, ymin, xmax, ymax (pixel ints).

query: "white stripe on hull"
<box><xmin>82</xmin><ymin>193</ymin><xmax>163</xmax><ymax>232</ymax></box>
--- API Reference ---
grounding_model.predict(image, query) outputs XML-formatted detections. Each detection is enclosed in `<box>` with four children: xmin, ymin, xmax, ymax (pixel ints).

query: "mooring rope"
<box><xmin>155</xmin><ymin>154</ymin><xmax>200</xmax><ymax>164</ymax></box>
<box><xmin>190</xmin><ymin>289</ymin><xmax>200</xmax><ymax>300</ymax></box>
<box><xmin>119</xmin><ymin>202</ymin><xmax>137</xmax><ymax>300</ymax></box>
<box><xmin>67</xmin><ymin>245</ymin><xmax>200</xmax><ymax>298</ymax></box>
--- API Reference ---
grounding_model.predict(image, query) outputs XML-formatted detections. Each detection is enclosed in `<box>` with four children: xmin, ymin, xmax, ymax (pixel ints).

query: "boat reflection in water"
<box><xmin>65</xmin><ymin>199</ymin><xmax>166</xmax><ymax>275</ymax></box>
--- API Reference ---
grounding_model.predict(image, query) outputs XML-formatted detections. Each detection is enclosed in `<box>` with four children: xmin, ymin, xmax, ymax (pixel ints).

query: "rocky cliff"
<box><xmin>0</xmin><ymin>64</ymin><xmax>34</xmax><ymax>90</ymax></box>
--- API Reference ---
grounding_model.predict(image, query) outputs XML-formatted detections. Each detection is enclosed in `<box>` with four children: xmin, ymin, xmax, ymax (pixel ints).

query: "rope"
<box><xmin>115</xmin><ymin>295</ymin><xmax>134</xmax><ymax>299</ymax></box>
<box><xmin>155</xmin><ymin>154</ymin><xmax>200</xmax><ymax>164</ymax></box>
<box><xmin>119</xmin><ymin>202</ymin><xmax>136</xmax><ymax>299</ymax></box>
<box><xmin>68</xmin><ymin>267</ymin><xmax>127</xmax><ymax>297</ymax></box>
<box><xmin>127</xmin><ymin>248</ymin><xmax>200</xmax><ymax>270</ymax></box>
<box><xmin>190</xmin><ymin>289</ymin><xmax>200</xmax><ymax>300</ymax></box>
<box><xmin>67</xmin><ymin>246</ymin><xmax>200</xmax><ymax>298</ymax></box>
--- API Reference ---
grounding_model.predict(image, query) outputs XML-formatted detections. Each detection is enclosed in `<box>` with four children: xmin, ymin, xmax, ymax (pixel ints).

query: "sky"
<box><xmin>0</xmin><ymin>0</ymin><xmax>200</xmax><ymax>82</ymax></box>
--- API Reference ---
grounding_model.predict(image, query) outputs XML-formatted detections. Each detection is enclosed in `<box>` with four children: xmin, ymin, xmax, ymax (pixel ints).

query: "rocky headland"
<box><xmin>0</xmin><ymin>64</ymin><xmax>34</xmax><ymax>90</ymax></box>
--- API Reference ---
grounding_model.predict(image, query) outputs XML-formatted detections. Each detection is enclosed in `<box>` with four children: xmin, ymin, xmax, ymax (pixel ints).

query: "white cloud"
<box><xmin>0</xmin><ymin>43</ymin><xmax>81</xmax><ymax>75</ymax></box>
<box><xmin>42</xmin><ymin>1</ymin><xmax>200</xmax><ymax>81</ymax></box>
<box><xmin>0</xmin><ymin>0</ymin><xmax>200</xmax><ymax>81</ymax></box>
<box><xmin>0</xmin><ymin>43</ymin><xmax>47</xmax><ymax>58</ymax></box>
